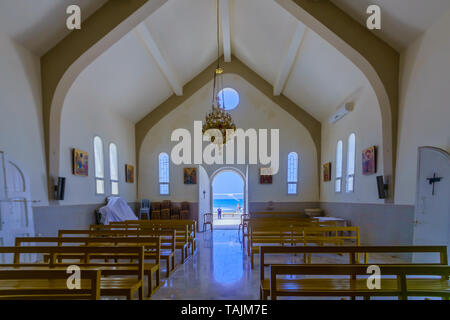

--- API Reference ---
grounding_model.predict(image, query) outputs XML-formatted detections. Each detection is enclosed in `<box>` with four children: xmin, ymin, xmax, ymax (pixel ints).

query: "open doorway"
<box><xmin>211</xmin><ymin>168</ymin><xmax>246</xmax><ymax>229</ymax></box>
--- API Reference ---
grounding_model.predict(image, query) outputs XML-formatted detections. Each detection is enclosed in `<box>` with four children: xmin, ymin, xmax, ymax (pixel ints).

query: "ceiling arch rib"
<box><xmin>273</xmin><ymin>23</ymin><xmax>308</xmax><ymax>96</ymax></box>
<box><xmin>135</xmin><ymin>23</ymin><xmax>183</xmax><ymax>96</ymax></box>
<box><xmin>220</xmin><ymin>0</ymin><xmax>232</xmax><ymax>62</ymax></box>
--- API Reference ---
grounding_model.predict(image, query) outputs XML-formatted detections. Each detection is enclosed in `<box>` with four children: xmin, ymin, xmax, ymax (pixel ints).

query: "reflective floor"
<box><xmin>151</xmin><ymin>230</ymin><xmax>406</xmax><ymax>300</ymax></box>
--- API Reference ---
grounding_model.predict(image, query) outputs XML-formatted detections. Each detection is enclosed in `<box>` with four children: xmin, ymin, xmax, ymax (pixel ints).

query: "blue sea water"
<box><xmin>213</xmin><ymin>198</ymin><xmax>244</xmax><ymax>213</ymax></box>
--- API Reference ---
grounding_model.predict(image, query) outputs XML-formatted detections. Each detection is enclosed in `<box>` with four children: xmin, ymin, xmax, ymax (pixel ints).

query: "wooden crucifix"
<box><xmin>426</xmin><ymin>173</ymin><xmax>443</xmax><ymax>196</ymax></box>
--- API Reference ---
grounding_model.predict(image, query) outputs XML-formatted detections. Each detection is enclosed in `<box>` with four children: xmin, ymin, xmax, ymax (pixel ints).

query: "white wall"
<box><xmin>139</xmin><ymin>74</ymin><xmax>319</xmax><ymax>203</ymax></box>
<box><xmin>0</xmin><ymin>32</ymin><xmax>48</xmax><ymax>205</ymax></box>
<box><xmin>198</xmin><ymin>165</ymin><xmax>210</xmax><ymax>229</ymax></box>
<box><xmin>396</xmin><ymin>9</ymin><xmax>450</xmax><ymax>205</ymax></box>
<box><xmin>58</xmin><ymin>70</ymin><xmax>137</xmax><ymax>205</ymax></box>
<box><xmin>321</xmin><ymin>82</ymin><xmax>384</xmax><ymax>204</ymax></box>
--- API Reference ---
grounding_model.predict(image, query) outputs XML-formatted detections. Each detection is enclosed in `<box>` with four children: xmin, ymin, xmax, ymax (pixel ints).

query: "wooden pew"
<box><xmin>259</xmin><ymin>245</ymin><xmax>449</xmax><ymax>299</ymax></box>
<box><xmin>269</xmin><ymin>264</ymin><xmax>450</xmax><ymax>300</ymax></box>
<box><xmin>244</xmin><ymin>218</ymin><xmax>318</xmax><ymax>245</ymax></box>
<box><xmin>0</xmin><ymin>246</ymin><xmax>146</xmax><ymax>299</ymax></box>
<box><xmin>249</xmin><ymin>211</ymin><xmax>305</xmax><ymax>219</ymax></box>
<box><xmin>57</xmin><ymin>229</ymin><xmax>176</xmax><ymax>277</ymax></box>
<box><xmin>248</xmin><ymin>223</ymin><xmax>360</xmax><ymax>269</ymax></box>
<box><xmin>0</xmin><ymin>269</ymin><xmax>101</xmax><ymax>300</ymax></box>
<box><xmin>106</xmin><ymin>220</ymin><xmax>194</xmax><ymax>262</ymax></box>
<box><xmin>113</xmin><ymin>220</ymin><xmax>198</xmax><ymax>255</ymax></box>
<box><xmin>93</xmin><ymin>223</ymin><xmax>189</xmax><ymax>263</ymax></box>
<box><xmin>14</xmin><ymin>237</ymin><xmax>162</xmax><ymax>297</ymax></box>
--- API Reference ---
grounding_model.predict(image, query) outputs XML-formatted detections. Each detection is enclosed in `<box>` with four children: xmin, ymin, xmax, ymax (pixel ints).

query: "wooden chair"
<box><xmin>238</xmin><ymin>213</ymin><xmax>249</xmax><ymax>240</ymax></box>
<box><xmin>161</xmin><ymin>200</ymin><xmax>171</xmax><ymax>220</ymax></box>
<box><xmin>139</xmin><ymin>199</ymin><xmax>150</xmax><ymax>220</ymax></box>
<box><xmin>151</xmin><ymin>202</ymin><xmax>161</xmax><ymax>220</ymax></box>
<box><xmin>171</xmin><ymin>205</ymin><xmax>180</xmax><ymax>220</ymax></box>
<box><xmin>0</xmin><ymin>269</ymin><xmax>101</xmax><ymax>300</ymax></box>
<box><xmin>180</xmin><ymin>202</ymin><xmax>190</xmax><ymax>220</ymax></box>
<box><xmin>203</xmin><ymin>213</ymin><xmax>213</xmax><ymax>232</ymax></box>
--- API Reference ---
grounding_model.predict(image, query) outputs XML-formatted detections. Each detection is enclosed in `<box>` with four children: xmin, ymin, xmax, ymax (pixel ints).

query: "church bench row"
<box><xmin>94</xmin><ymin>223</ymin><xmax>189</xmax><ymax>263</ymax></box>
<box><xmin>0</xmin><ymin>269</ymin><xmax>101</xmax><ymax>300</ymax></box>
<box><xmin>109</xmin><ymin>219</ymin><xmax>198</xmax><ymax>258</ymax></box>
<box><xmin>112</xmin><ymin>219</ymin><xmax>198</xmax><ymax>254</ymax></box>
<box><xmin>56</xmin><ymin>229</ymin><xmax>176</xmax><ymax>277</ymax></box>
<box><xmin>0</xmin><ymin>245</ymin><xmax>150</xmax><ymax>299</ymax></box>
<box><xmin>248</xmin><ymin>225</ymin><xmax>360</xmax><ymax>269</ymax></box>
<box><xmin>268</xmin><ymin>264</ymin><xmax>450</xmax><ymax>300</ymax></box>
<box><xmin>259</xmin><ymin>245</ymin><xmax>449</xmax><ymax>299</ymax></box>
<box><xmin>14</xmin><ymin>236</ymin><xmax>162</xmax><ymax>296</ymax></box>
<box><xmin>242</xmin><ymin>217</ymin><xmax>339</xmax><ymax>243</ymax></box>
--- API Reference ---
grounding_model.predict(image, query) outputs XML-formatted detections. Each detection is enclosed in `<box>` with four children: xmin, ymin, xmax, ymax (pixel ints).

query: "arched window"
<box><xmin>346</xmin><ymin>133</ymin><xmax>356</xmax><ymax>192</ymax></box>
<box><xmin>287</xmin><ymin>152</ymin><xmax>298</xmax><ymax>194</ymax></box>
<box><xmin>335</xmin><ymin>140</ymin><xmax>343</xmax><ymax>193</ymax></box>
<box><xmin>93</xmin><ymin>136</ymin><xmax>104</xmax><ymax>194</ymax></box>
<box><xmin>159</xmin><ymin>153</ymin><xmax>170</xmax><ymax>195</ymax></box>
<box><xmin>109</xmin><ymin>143</ymin><xmax>119</xmax><ymax>195</ymax></box>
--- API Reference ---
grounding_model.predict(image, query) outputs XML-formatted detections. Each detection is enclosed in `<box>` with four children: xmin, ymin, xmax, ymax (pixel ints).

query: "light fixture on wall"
<box><xmin>202</xmin><ymin>0</ymin><xmax>236</xmax><ymax>146</ymax></box>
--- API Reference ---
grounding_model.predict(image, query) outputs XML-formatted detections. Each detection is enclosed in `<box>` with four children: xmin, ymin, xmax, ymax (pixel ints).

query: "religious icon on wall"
<box><xmin>184</xmin><ymin>168</ymin><xmax>197</xmax><ymax>184</ymax></box>
<box><xmin>72</xmin><ymin>148</ymin><xmax>88</xmax><ymax>176</ymax></box>
<box><xmin>362</xmin><ymin>146</ymin><xmax>377</xmax><ymax>175</ymax></box>
<box><xmin>259</xmin><ymin>168</ymin><xmax>273</xmax><ymax>184</ymax></box>
<box><xmin>323</xmin><ymin>162</ymin><xmax>332</xmax><ymax>182</ymax></box>
<box><xmin>125</xmin><ymin>164</ymin><xmax>134</xmax><ymax>183</ymax></box>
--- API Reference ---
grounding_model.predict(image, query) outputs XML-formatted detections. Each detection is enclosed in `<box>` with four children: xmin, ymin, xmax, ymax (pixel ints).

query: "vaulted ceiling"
<box><xmin>67</xmin><ymin>0</ymin><xmax>368</xmax><ymax>123</ymax></box>
<box><xmin>2</xmin><ymin>0</ymin><xmax>450</xmax><ymax>123</ymax></box>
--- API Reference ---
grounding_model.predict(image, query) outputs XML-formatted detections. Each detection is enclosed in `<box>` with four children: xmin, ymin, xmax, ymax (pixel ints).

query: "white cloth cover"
<box><xmin>99</xmin><ymin>197</ymin><xmax>138</xmax><ymax>225</ymax></box>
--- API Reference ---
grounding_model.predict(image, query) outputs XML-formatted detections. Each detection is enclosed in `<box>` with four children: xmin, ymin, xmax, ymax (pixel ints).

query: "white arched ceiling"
<box><xmin>60</xmin><ymin>0</ymin><xmax>372</xmax><ymax>125</ymax></box>
<box><xmin>48</xmin><ymin>0</ymin><xmax>390</xmax><ymax>198</ymax></box>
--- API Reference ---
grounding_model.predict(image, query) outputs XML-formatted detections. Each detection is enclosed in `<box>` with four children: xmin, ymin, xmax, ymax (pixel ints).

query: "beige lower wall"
<box><xmin>320</xmin><ymin>202</ymin><xmax>415</xmax><ymax>246</ymax></box>
<box><xmin>32</xmin><ymin>202</ymin><xmax>139</xmax><ymax>236</ymax></box>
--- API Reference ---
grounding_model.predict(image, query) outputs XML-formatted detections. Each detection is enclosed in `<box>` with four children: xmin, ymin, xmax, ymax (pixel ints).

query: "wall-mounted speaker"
<box><xmin>376</xmin><ymin>176</ymin><xmax>388</xmax><ymax>199</ymax></box>
<box><xmin>54</xmin><ymin>177</ymin><xmax>66</xmax><ymax>200</ymax></box>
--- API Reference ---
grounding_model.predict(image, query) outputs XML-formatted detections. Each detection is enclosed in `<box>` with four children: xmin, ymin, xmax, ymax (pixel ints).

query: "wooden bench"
<box><xmin>0</xmin><ymin>269</ymin><xmax>101</xmax><ymax>300</ymax></box>
<box><xmin>248</xmin><ymin>224</ymin><xmax>360</xmax><ymax>269</ymax></box>
<box><xmin>259</xmin><ymin>245</ymin><xmax>449</xmax><ymax>299</ymax></box>
<box><xmin>0</xmin><ymin>246</ymin><xmax>147</xmax><ymax>299</ymax></box>
<box><xmin>269</xmin><ymin>264</ymin><xmax>450</xmax><ymax>300</ymax></box>
<box><xmin>113</xmin><ymin>220</ymin><xmax>198</xmax><ymax>256</ymax></box>
<box><xmin>94</xmin><ymin>223</ymin><xmax>189</xmax><ymax>263</ymax></box>
<box><xmin>14</xmin><ymin>237</ymin><xmax>162</xmax><ymax>297</ymax></box>
<box><xmin>57</xmin><ymin>229</ymin><xmax>176</xmax><ymax>277</ymax></box>
<box><xmin>244</xmin><ymin>218</ymin><xmax>318</xmax><ymax>244</ymax></box>
<box><xmin>106</xmin><ymin>221</ymin><xmax>194</xmax><ymax>262</ymax></box>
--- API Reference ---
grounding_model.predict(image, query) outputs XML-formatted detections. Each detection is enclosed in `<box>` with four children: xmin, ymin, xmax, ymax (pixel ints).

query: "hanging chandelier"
<box><xmin>202</xmin><ymin>0</ymin><xmax>236</xmax><ymax>145</ymax></box>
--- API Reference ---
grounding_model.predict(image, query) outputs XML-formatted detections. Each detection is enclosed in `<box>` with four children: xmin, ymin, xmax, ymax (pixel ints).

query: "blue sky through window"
<box><xmin>218</xmin><ymin>88</ymin><xmax>239</xmax><ymax>110</ymax></box>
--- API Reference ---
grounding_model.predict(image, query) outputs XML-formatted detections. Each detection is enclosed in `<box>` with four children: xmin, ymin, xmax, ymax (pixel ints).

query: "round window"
<box><xmin>217</xmin><ymin>88</ymin><xmax>239</xmax><ymax>110</ymax></box>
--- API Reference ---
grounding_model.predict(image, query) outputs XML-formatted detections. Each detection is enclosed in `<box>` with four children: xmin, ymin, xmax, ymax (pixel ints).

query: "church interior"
<box><xmin>0</xmin><ymin>0</ymin><xmax>449</xmax><ymax>302</ymax></box>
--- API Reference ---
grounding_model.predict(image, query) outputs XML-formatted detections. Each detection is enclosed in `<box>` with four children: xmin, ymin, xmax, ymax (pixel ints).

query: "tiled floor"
<box><xmin>151</xmin><ymin>230</ymin><xmax>407</xmax><ymax>300</ymax></box>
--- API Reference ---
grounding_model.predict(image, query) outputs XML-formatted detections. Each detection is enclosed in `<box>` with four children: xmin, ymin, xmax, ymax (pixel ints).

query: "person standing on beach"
<box><xmin>237</xmin><ymin>203</ymin><xmax>241</xmax><ymax>213</ymax></box>
<box><xmin>218</xmin><ymin>207</ymin><xmax>222</xmax><ymax>220</ymax></box>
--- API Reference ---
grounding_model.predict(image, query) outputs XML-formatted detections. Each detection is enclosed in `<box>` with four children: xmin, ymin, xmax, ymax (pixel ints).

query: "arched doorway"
<box><xmin>210</xmin><ymin>167</ymin><xmax>247</xmax><ymax>229</ymax></box>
